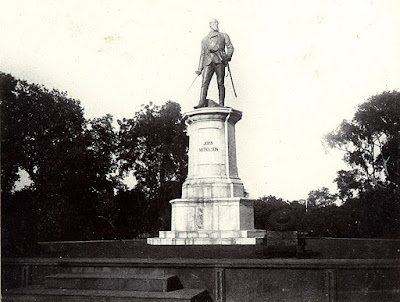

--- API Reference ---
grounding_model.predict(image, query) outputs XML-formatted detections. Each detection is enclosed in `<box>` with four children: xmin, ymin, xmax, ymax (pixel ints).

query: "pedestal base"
<box><xmin>171</xmin><ymin>198</ymin><xmax>255</xmax><ymax>231</ymax></box>
<box><xmin>147</xmin><ymin>198</ymin><xmax>266</xmax><ymax>245</ymax></box>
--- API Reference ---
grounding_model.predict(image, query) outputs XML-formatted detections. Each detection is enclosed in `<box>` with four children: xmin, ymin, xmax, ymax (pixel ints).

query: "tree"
<box><xmin>1</xmin><ymin>73</ymin><xmax>121</xmax><ymax>252</ymax></box>
<box><xmin>333</xmin><ymin>169</ymin><xmax>362</xmax><ymax>201</ymax></box>
<box><xmin>113</xmin><ymin>188</ymin><xmax>149</xmax><ymax>239</ymax></box>
<box><xmin>323</xmin><ymin>91</ymin><xmax>400</xmax><ymax>238</ymax></box>
<box><xmin>324</xmin><ymin>90</ymin><xmax>400</xmax><ymax>196</ymax></box>
<box><xmin>303</xmin><ymin>204</ymin><xmax>350</xmax><ymax>238</ymax></box>
<box><xmin>117</xmin><ymin>101</ymin><xmax>188</xmax><ymax>233</ymax></box>
<box><xmin>1</xmin><ymin>72</ymin><xmax>86</xmax><ymax>194</ymax></box>
<box><xmin>306</xmin><ymin>187</ymin><xmax>337</xmax><ymax>208</ymax></box>
<box><xmin>342</xmin><ymin>188</ymin><xmax>400</xmax><ymax>238</ymax></box>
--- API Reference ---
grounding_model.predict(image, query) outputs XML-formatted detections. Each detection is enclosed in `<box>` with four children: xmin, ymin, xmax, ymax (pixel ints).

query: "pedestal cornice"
<box><xmin>184</xmin><ymin>107</ymin><xmax>242</xmax><ymax>124</ymax></box>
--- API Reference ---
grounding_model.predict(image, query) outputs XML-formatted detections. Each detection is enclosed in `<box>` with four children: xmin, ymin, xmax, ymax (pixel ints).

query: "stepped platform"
<box><xmin>3</xmin><ymin>256</ymin><xmax>400</xmax><ymax>301</ymax></box>
<box><xmin>44</xmin><ymin>273</ymin><xmax>182</xmax><ymax>291</ymax></box>
<box><xmin>3</xmin><ymin>260</ymin><xmax>210</xmax><ymax>302</ymax></box>
<box><xmin>4</xmin><ymin>286</ymin><xmax>209</xmax><ymax>302</ymax></box>
<box><xmin>2</xmin><ymin>238</ymin><xmax>400</xmax><ymax>301</ymax></box>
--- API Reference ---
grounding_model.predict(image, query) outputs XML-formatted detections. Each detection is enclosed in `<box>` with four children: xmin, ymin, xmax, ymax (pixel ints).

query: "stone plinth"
<box><xmin>147</xmin><ymin>107</ymin><xmax>266</xmax><ymax>245</ymax></box>
<box><xmin>181</xmin><ymin>107</ymin><xmax>244</xmax><ymax>199</ymax></box>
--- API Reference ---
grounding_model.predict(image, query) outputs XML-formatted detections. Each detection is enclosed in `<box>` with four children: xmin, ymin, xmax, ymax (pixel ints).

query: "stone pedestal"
<box><xmin>147</xmin><ymin>107</ymin><xmax>266</xmax><ymax>245</ymax></box>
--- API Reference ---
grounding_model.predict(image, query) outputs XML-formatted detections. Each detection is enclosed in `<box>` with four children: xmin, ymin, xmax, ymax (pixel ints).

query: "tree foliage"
<box><xmin>1</xmin><ymin>73</ymin><xmax>85</xmax><ymax>194</ymax></box>
<box><xmin>1</xmin><ymin>73</ymin><xmax>121</xmax><ymax>254</ymax></box>
<box><xmin>1</xmin><ymin>72</ymin><xmax>190</xmax><ymax>255</ymax></box>
<box><xmin>342</xmin><ymin>188</ymin><xmax>400</xmax><ymax>238</ymax></box>
<box><xmin>303</xmin><ymin>204</ymin><xmax>350</xmax><ymax>238</ymax></box>
<box><xmin>322</xmin><ymin>91</ymin><xmax>400</xmax><ymax>238</ymax></box>
<box><xmin>117</xmin><ymin>101</ymin><xmax>188</xmax><ymax>232</ymax></box>
<box><xmin>324</xmin><ymin>91</ymin><xmax>400</xmax><ymax>197</ymax></box>
<box><xmin>306</xmin><ymin>187</ymin><xmax>337</xmax><ymax>207</ymax></box>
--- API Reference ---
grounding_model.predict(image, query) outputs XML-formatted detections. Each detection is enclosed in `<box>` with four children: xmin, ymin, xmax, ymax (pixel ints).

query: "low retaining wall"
<box><xmin>305</xmin><ymin>237</ymin><xmax>400</xmax><ymax>259</ymax></box>
<box><xmin>34</xmin><ymin>237</ymin><xmax>400</xmax><ymax>259</ymax></box>
<box><xmin>3</xmin><ymin>257</ymin><xmax>400</xmax><ymax>302</ymax></box>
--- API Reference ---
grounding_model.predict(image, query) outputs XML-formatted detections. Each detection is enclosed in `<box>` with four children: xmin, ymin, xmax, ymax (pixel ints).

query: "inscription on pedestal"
<box><xmin>199</xmin><ymin>141</ymin><xmax>219</xmax><ymax>152</ymax></box>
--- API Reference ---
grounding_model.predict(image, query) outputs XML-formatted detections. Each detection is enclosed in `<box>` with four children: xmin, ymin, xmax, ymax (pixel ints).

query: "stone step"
<box><xmin>44</xmin><ymin>273</ymin><xmax>182</xmax><ymax>292</ymax></box>
<box><xmin>3</xmin><ymin>286</ymin><xmax>211</xmax><ymax>302</ymax></box>
<box><xmin>69</xmin><ymin>266</ymin><xmax>167</xmax><ymax>276</ymax></box>
<box><xmin>148</xmin><ymin>236</ymin><xmax>264</xmax><ymax>245</ymax></box>
<box><xmin>158</xmin><ymin>229</ymin><xmax>266</xmax><ymax>239</ymax></box>
<box><xmin>148</xmin><ymin>229</ymin><xmax>266</xmax><ymax>245</ymax></box>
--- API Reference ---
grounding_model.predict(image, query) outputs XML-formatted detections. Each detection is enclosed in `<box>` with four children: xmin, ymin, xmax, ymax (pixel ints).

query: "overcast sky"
<box><xmin>1</xmin><ymin>0</ymin><xmax>400</xmax><ymax>200</ymax></box>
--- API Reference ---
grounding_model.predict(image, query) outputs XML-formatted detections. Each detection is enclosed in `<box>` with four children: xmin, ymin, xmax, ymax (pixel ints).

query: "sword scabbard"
<box><xmin>227</xmin><ymin>63</ymin><xmax>237</xmax><ymax>98</ymax></box>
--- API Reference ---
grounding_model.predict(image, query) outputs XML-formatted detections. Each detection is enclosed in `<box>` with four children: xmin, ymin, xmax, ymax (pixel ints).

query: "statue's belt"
<box><xmin>208</xmin><ymin>49</ymin><xmax>226</xmax><ymax>60</ymax></box>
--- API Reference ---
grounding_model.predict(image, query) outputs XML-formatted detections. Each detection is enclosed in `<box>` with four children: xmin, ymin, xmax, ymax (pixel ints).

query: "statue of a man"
<box><xmin>194</xmin><ymin>19</ymin><xmax>234</xmax><ymax>109</ymax></box>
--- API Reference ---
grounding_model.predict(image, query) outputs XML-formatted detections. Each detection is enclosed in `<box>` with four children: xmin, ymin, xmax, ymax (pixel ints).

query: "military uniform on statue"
<box><xmin>194</xmin><ymin>19</ymin><xmax>234</xmax><ymax>108</ymax></box>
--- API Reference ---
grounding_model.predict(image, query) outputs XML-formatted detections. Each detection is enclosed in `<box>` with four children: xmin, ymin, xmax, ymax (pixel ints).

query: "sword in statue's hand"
<box><xmin>187</xmin><ymin>71</ymin><xmax>202</xmax><ymax>92</ymax></box>
<box><xmin>226</xmin><ymin>61</ymin><xmax>237</xmax><ymax>98</ymax></box>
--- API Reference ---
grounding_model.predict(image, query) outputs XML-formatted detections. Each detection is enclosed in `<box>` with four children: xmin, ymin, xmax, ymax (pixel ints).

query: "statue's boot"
<box><xmin>194</xmin><ymin>88</ymin><xmax>208</xmax><ymax>109</ymax></box>
<box><xmin>218</xmin><ymin>86</ymin><xmax>225</xmax><ymax>107</ymax></box>
<box><xmin>194</xmin><ymin>100</ymin><xmax>206</xmax><ymax>109</ymax></box>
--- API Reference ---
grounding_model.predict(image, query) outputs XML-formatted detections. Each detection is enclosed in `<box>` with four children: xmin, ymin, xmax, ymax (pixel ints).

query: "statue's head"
<box><xmin>209</xmin><ymin>18</ymin><xmax>219</xmax><ymax>32</ymax></box>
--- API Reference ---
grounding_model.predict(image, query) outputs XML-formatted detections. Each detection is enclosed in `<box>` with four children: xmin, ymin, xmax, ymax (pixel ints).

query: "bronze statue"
<box><xmin>194</xmin><ymin>19</ymin><xmax>234</xmax><ymax>109</ymax></box>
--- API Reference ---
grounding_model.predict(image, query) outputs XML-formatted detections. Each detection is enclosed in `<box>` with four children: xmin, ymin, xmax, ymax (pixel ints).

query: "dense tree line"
<box><xmin>1</xmin><ymin>73</ymin><xmax>399</xmax><ymax>256</ymax></box>
<box><xmin>1</xmin><ymin>73</ymin><xmax>187</xmax><ymax>256</ymax></box>
<box><xmin>256</xmin><ymin>91</ymin><xmax>400</xmax><ymax>239</ymax></box>
<box><xmin>254</xmin><ymin>187</ymin><xmax>399</xmax><ymax>238</ymax></box>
